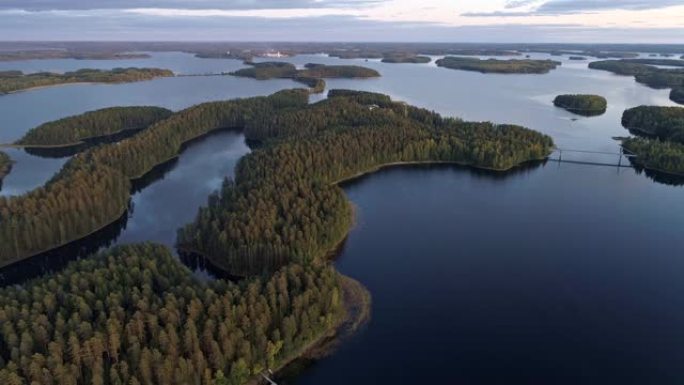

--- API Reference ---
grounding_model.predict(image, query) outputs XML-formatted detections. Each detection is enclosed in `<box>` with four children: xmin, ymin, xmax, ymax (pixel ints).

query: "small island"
<box><xmin>381</xmin><ymin>54</ymin><xmax>431</xmax><ymax>64</ymax></box>
<box><xmin>569</xmin><ymin>56</ymin><xmax>587</xmax><ymax>61</ymax></box>
<box><xmin>15</xmin><ymin>106</ymin><xmax>173</xmax><ymax>148</ymax></box>
<box><xmin>0</xmin><ymin>67</ymin><xmax>175</xmax><ymax>95</ymax></box>
<box><xmin>553</xmin><ymin>94</ymin><xmax>607</xmax><ymax>116</ymax></box>
<box><xmin>230</xmin><ymin>62</ymin><xmax>380</xmax><ymax>93</ymax></box>
<box><xmin>435</xmin><ymin>57</ymin><xmax>561</xmax><ymax>74</ymax></box>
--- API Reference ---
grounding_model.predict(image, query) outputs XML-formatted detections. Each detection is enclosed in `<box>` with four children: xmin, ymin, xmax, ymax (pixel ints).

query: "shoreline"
<box><xmin>1</xmin><ymin>73</ymin><xmax>174</xmax><ymax>96</ymax></box>
<box><xmin>248</xmin><ymin>275</ymin><xmax>371</xmax><ymax>385</ymax></box>
<box><xmin>186</xmin><ymin>154</ymin><xmax>549</xmax><ymax>277</ymax></box>
<box><xmin>0</xmin><ymin>205</ymin><xmax>129</xmax><ymax>270</ymax></box>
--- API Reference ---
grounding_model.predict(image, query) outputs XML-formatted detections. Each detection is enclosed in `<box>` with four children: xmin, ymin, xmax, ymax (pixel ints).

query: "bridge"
<box><xmin>548</xmin><ymin>147</ymin><xmax>636</xmax><ymax>169</ymax></box>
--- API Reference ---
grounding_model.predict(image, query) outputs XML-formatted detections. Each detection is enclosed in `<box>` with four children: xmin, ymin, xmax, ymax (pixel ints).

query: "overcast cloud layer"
<box><xmin>1</xmin><ymin>0</ymin><xmax>682</xmax><ymax>43</ymax></box>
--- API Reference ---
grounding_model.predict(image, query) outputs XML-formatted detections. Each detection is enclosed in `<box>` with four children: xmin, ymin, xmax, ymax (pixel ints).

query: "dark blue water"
<box><xmin>289</xmin><ymin>163</ymin><xmax>684</xmax><ymax>385</ymax></box>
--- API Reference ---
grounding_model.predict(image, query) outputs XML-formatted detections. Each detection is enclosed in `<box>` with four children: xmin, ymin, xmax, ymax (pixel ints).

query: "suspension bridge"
<box><xmin>548</xmin><ymin>147</ymin><xmax>636</xmax><ymax>169</ymax></box>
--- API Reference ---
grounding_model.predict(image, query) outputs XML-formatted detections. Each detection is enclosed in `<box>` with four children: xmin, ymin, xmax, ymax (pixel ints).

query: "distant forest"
<box><xmin>435</xmin><ymin>57</ymin><xmax>560</xmax><ymax>74</ymax></box>
<box><xmin>230</xmin><ymin>62</ymin><xmax>379</xmax><ymax>93</ymax></box>
<box><xmin>0</xmin><ymin>68</ymin><xmax>174</xmax><ymax>95</ymax></box>
<box><xmin>589</xmin><ymin>60</ymin><xmax>684</xmax><ymax>105</ymax></box>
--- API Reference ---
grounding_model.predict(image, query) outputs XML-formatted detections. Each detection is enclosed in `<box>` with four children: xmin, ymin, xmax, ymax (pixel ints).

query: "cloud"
<box><xmin>467</xmin><ymin>0</ymin><xmax>684</xmax><ymax>16</ymax></box>
<box><xmin>1</xmin><ymin>9</ymin><xmax>682</xmax><ymax>43</ymax></box>
<box><xmin>0</xmin><ymin>0</ymin><xmax>383</xmax><ymax>11</ymax></box>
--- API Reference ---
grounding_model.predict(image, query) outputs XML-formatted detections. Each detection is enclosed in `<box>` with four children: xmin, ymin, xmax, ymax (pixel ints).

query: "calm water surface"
<box><xmin>2</xmin><ymin>52</ymin><xmax>684</xmax><ymax>384</ymax></box>
<box><xmin>289</xmin><ymin>163</ymin><xmax>684</xmax><ymax>385</ymax></box>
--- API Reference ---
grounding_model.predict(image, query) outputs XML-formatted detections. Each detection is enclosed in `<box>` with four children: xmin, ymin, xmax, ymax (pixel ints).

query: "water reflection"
<box><xmin>0</xmin><ymin>130</ymin><xmax>250</xmax><ymax>284</ymax></box>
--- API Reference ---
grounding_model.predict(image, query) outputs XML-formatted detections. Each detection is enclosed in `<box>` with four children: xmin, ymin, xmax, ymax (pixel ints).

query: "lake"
<box><xmin>1</xmin><ymin>51</ymin><xmax>683</xmax><ymax>384</ymax></box>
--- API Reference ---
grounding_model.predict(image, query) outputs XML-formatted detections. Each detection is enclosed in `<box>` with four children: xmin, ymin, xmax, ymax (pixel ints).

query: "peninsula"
<box><xmin>0</xmin><ymin>67</ymin><xmax>175</xmax><ymax>95</ymax></box>
<box><xmin>15</xmin><ymin>106</ymin><xmax>173</xmax><ymax>148</ymax></box>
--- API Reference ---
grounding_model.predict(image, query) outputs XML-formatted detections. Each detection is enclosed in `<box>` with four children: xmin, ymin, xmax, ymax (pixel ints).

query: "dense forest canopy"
<box><xmin>178</xmin><ymin>90</ymin><xmax>554</xmax><ymax>277</ymax></box>
<box><xmin>381</xmin><ymin>55</ymin><xmax>431</xmax><ymax>64</ymax></box>
<box><xmin>0</xmin><ymin>88</ymin><xmax>552</xmax><ymax>278</ymax></box>
<box><xmin>553</xmin><ymin>94</ymin><xmax>607</xmax><ymax>116</ymax></box>
<box><xmin>671</xmin><ymin>88</ymin><xmax>684</xmax><ymax>105</ymax></box>
<box><xmin>435</xmin><ymin>57</ymin><xmax>560</xmax><ymax>74</ymax></box>
<box><xmin>230</xmin><ymin>62</ymin><xmax>379</xmax><ymax>93</ymax></box>
<box><xmin>0</xmin><ymin>243</ymin><xmax>345</xmax><ymax>385</ymax></box>
<box><xmin>622</xmin><ymin>137</ymin><xmax>684</xmax><ymax>176</ymax></box>
<box><xmin>0</xmin><ymin>90</ymin><xmax>310</xmax><ymax>266</ymax></box>
<box><xmin>621</xmin><ymin>106</ymin><xmax>684</xmax><ymax>143</ymax></box>
<box><xmin>0</xmin><ymin>68</ymin><xmax>174</xmax><ymax>95</ymax></box>
<box><xmin>0</xmin><ymin>151</ymin><xmax>11</xmax><ymax>187</ymax></box>
<box><xmin>16</xmin><ymin>107</ymin><xmax>173</xmax><ymax>147</ymax></box>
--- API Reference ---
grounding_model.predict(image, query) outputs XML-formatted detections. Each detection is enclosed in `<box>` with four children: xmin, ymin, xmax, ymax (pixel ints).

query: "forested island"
<box><xmin>569</xmin><ymin>56</ymin><xmax>587</xmax><ymax>61</ymax></box>
<box><xmin>622</xmin><ymin>138</ymin><xmax>684</xmax><ymax>176</ymax></box>
<box><xmin>621</xmin><ymin>106</ymin><xmax>684</xmax><ymax>176</ymax></box>
<box><xmin>0</xmin><ymin>50</ymin><xmax>150</xmax><ymax>61</ymax></box>
<box><xmin>15</xmin><ymin>107</ymin><xmax>173</xmax><ymax>148</ymax></box>
<box><xmin>0</xmin><ymin>68</ymin><xmax>175</xmax><ymax>95</ymax></box>
<box><xmin>230</xmin><ymin>62</ymin><xmax>379</xmax><ymax>93</ymax></box>
<box><xmin>553</xmin><ymin>94</ymin><xmax>607</xmax><ymax>116</ymax></box>
<box><xmin>621</xmin><ymin>106</ymin><xmax>684</xmax><ymax>142</ymax></box>
<box><xmin>588</xmin><ymin>60</ymin><xmax>684</xmax><ymax>104</ymax></box>
<box><xmin>0</xmin><ymin>243</ymin><xmax>356</xmax><ymax>385</ymax></box>
<box><xmin>435</xmin><ymin>57</ymin><xmax>561</xmax><ymax>74</ymax></box>
<box><xmin>671</xmin><ymin>88</ymin><xmax>684</xmax><ymax>104</ymax></box>
<box><xmin>0</xmin><ymin>151</ymin><xmax>11</xmax><ymax>187</ymax></box>
<box><xmin>381</xmin><ymin>54</ymin><xmax>431</xmax><ymax>64</ymax></box>
<box><xmin>178</xmin><ymin>90</ymin><xmax>554</xmax><ymax>276</ymax></box>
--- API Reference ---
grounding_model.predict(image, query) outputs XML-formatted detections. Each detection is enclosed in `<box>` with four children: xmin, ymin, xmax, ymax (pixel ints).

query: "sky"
<box><xmin>1</xmin><ymin>0</ymin><xmax>683</xmax><ymax>43</ymax></box>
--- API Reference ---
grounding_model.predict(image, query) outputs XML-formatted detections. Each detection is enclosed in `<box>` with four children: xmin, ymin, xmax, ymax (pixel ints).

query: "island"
<box><xmin>230</xmin><ymin>62</ymin><xmax>380</xmax><ymax>93</ymax></box>
<box><xmin>621</xmin><ymin>106</ymin><xmax>684</xmax><ymax>142</ymax></box>
<box><xmin>622</xmin><ymin>137</ymin><xmax>684</xmax><ymax>177</ymax></box>
<box><xmin>569</xmin><ymin>56</ymin><xmax>587</xmax><ymax>61</ymax></box>
<box><xmin>553</xmin><ymin>94</ymin><xmax>607</xmax><ymax>116</ymax></box>
<box><xmin>435</xmin><ymin>57</ymin><xmax>561</xmax><ymax>74</ymax></box>
<box><xmin>381</xmin><ymin>54</ymin><xmax>431</xmax><ymax>64</ymax></box>
<box><xmin>620</xmin><ymin>106</ymin><xmax>684</xmax><ymax>176</ymax></box>
<box><xmin>15</xmin><ymin>106</ymin><xmax>173</xmax><ymax>148</ymax></box>
<box><xmin>0</xmin><ymin>67</ymin><xmax>175</xmax><ymax>95</ymax></box>
<box><xmin>671</xmin><ymin>88</ymin><xmax>684</xmax><ymax>105</ymax></box>
<box><xmin>588</xmin><ymin>60</ymin><xmax>684</xmax><ymax>104</ymax></box>
<box><xmin>0</xmin><ymin>49</ymin><xmax>150</xmax><ymax>61</ymax></box>
<box><xmin>0</xmin><ymin>151</ymin><xmax>11</xmax><ymax>188</ymax></box>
